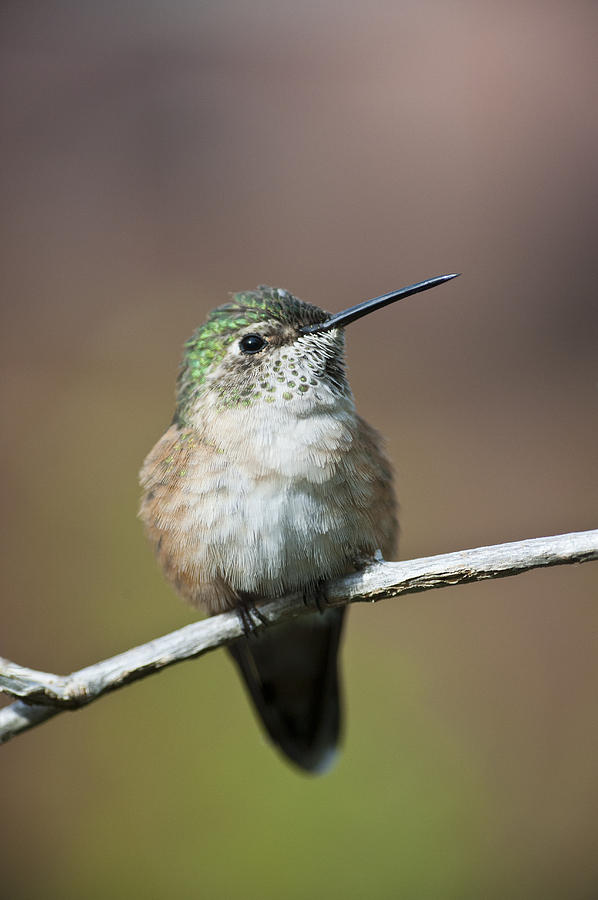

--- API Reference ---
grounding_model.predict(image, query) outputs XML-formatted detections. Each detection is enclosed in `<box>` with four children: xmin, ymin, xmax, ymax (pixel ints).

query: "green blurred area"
<box><xmin>1</xmin><ymin>2</ymin><xmax>597</xmax><ymax>897</ymax></box>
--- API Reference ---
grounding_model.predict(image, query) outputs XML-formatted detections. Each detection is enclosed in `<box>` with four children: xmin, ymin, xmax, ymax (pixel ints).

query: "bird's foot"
<box><xmin>236</xmin><ymin>594</ymin><xmax>268</xmax><ymax>637</ymax></box>
<box><xmin>352</xmin><ymin>549</ymin><xmax>384</xmax><ymax>571</ymax></box>
<box><xmin>302</xmin><ymin>582</ymin><xmax>328</xmax><ymax>614</ymax></box>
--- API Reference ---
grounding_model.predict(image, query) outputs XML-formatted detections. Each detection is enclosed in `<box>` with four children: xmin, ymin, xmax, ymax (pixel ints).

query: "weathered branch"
<box><xmin>1</xmin><ymin>528</ymin><xmax>596</xmax><ymax>745</ymax></box>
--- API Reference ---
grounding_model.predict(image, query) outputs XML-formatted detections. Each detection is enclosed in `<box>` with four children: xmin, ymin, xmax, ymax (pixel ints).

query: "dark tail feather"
<box><xmin>227</xmin><ymin>608</ymin><xmax>345</xmax><ymax>774</ymax></box>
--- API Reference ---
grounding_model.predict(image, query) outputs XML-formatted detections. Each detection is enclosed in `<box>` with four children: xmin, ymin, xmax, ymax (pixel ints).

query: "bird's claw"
<box><xmin>352</xmin><ymin>549</ymin><xmax>384</xmax><ymax>571</ymax></box>
<box><xmin>236</xmin><ymin>596</ymin><xmax>268</xmax><ymax>637</ymax></box>
<box><xmin>302</xmin><ymin>583</ymin><xmax>327</xmax><ymax>614</ymax></box>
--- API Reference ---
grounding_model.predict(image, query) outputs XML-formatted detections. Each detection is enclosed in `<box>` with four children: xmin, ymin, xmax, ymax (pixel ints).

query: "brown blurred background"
<box><xmin>1</xmin><ymin>2</ymin><xmax>597</xmax><ymax>897</ymax></box>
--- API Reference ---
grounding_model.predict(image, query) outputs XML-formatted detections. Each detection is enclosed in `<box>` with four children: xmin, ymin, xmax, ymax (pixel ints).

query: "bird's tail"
<box><xmin>227</xmin><ymin>607</ymin><xmax>345</xmax><ymax>773</ymax></box>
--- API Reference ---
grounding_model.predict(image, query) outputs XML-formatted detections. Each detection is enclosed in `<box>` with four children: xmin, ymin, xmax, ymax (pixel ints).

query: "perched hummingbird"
<box><xmin>140</xmin><ymin>274</ymin><xmax>457</xmax><ymax>773</ymax></box>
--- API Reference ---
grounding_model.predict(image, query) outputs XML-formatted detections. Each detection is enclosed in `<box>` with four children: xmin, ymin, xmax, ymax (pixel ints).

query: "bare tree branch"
<box><xmin>1</xmin><ymin>528</ymin><xmax>597</xmax><ymax>745</ymax></box>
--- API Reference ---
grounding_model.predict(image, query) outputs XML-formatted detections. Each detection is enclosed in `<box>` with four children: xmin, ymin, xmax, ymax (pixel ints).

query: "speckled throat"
<box><xmin>174</xmin><ymin>286</ymin><xmax>332</xmax><ymax>425</ymax></box>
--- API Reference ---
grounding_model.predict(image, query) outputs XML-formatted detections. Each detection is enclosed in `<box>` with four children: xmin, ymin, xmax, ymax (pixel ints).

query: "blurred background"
<box><xmin>1</xmin><ymin>1</ymin><xmax>597</xmax><ymax>897</ymax></box>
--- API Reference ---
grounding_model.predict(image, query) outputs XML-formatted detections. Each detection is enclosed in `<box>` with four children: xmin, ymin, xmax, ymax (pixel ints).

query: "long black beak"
<box><xmin>299</xmin><ymin>273</ymin><xmax>460</xmax><ymax>335</ymax></box>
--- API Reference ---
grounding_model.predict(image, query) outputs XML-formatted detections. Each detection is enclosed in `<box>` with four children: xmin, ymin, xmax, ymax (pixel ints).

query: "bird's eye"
<box><xmin>239</xmin><ymin>333</ymin><xmax>267</xmax><ymax>354</ymax></box>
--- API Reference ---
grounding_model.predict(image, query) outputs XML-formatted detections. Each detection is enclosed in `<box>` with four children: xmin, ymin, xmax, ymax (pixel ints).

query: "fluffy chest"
<box><xmin>179</xmin><ymin>406</ymin><xmax>377</xmax><ymax>592</ymax></box>
<box><xmin>140</xmin><ymin>399</ymin><xmax>394</xmax><ymax>604</ymax></box>
<box><xmin>203</xmin><ymin>403</ymin><xmax>355</xmax><ymax>503</ymax></box>
<box><xmin>184</xmin><ymin>463</ymin><xmax>368</xmax><ymax>596</ymax></box>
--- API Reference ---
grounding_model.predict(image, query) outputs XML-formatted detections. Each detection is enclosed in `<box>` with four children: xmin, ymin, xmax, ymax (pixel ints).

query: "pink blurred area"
<box><xmin>1</xmin><ymin>3</ymin><xmax>597</xmax><ymax>898</ymax></box>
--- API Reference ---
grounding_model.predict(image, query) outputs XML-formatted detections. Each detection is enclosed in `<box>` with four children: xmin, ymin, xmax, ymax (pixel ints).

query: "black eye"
<box><xmin>239</xmin><ymin>333</ymin><xmax>267</xmax><ymax>354</ymax></box>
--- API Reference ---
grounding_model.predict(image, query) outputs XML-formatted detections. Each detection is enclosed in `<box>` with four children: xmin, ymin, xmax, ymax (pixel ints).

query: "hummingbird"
<box><xmin>139</xmin><ymin>274</ymin><xmax>458</xmax><ymax>773</ymax></box>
